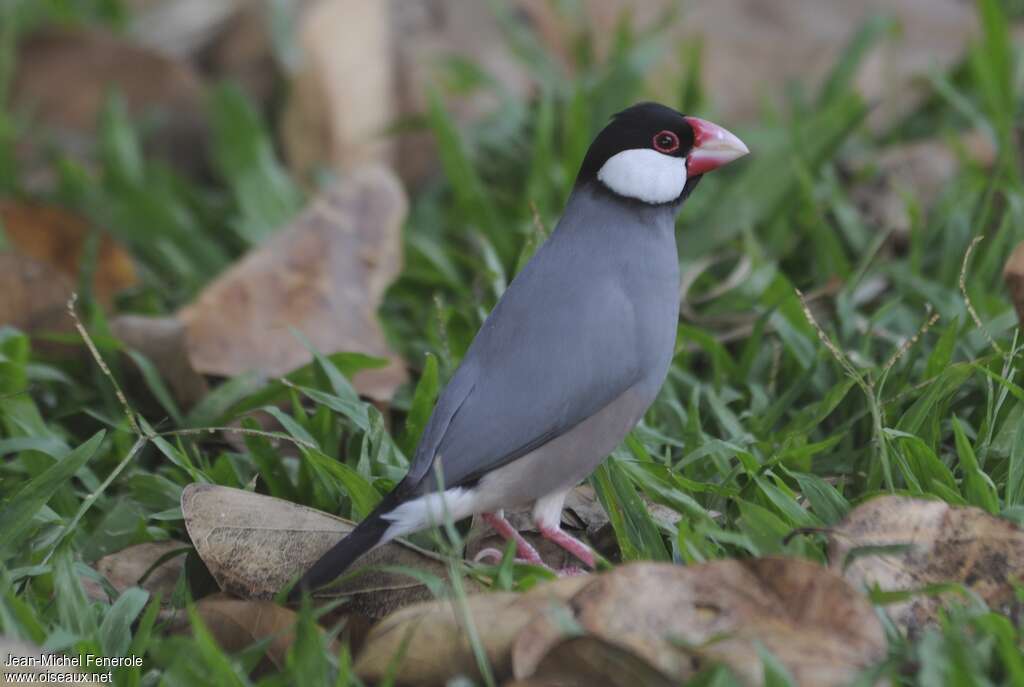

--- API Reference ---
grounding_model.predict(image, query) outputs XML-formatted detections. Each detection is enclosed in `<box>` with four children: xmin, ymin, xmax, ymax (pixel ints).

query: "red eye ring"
<box><xmin>653</xmin><ymin>130</ymin><xmax>680</xmax><ymax>154</ymax></box>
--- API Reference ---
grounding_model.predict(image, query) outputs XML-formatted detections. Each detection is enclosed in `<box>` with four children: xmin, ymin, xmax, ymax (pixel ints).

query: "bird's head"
<box><xmin>575</xmin><ymin>102</ymin><xmax>749</xmax><ymax>206</ymax></box>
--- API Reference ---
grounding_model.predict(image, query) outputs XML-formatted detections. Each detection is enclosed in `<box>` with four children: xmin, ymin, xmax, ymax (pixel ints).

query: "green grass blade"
<box><xmin>0</xmin><ymin>431</ymin><xmax>105</xmax><ymax>558</ymax></box>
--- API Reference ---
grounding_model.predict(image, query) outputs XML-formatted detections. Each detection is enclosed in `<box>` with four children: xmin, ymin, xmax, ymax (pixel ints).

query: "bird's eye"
<box><xmin>653</xmin><ymin>130</ymin><xmax>680</xmax><ymax>154</ymax></box>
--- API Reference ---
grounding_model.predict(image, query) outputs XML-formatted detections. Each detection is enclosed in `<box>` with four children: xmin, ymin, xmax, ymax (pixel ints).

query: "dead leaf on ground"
<box><xmin>1003</xmin><ymin>241</ymin><xmax>1024</xmax><ymax>328</ymax></box>
<box><xmin>11</xmin><ymin>27</ymin><xmax>209</xmax><ymax>181</ymax></box>
<box><xmin>354</xmin><ymin>576</ymin><xmax>591</xmax><ymax>686</ymax></box>
<box><xmin>181</xmin><ymin>484</ymin><xmax>474</xmax><ymax>618</ymax></box>
<box><xmin>81</xmin><ymin>540</ymin><xmax>188</xmax><ymax>603</ymax></box>
<box><xmin>0</xmin><ymin>203</ymin><xmax>136</xmax><ymax>340</ymax></box>
<box><xmin>513</xmin><ymin>636</ymin><xmax>677</xmax><ymax>687</ymax></box>
<box><xmin>828</xmin><ymin>495</ymin><xmax>1024</xmax><ymax>635</ymax></box>
<box><xmin>0</xmin><ymin>637</ymin><xmax>89</xmax><ymax>684</ymax></box>
<box><xmin>282</xmin><ymin>0</ymin><xmax>395</xmax><ymax>183</ymax></box>
<box><xmin>513</xmin><ymin>559</ymin><xmax>885</xmax><ymax>687</ymax></box>
<box><xmin>178</xmin><ymin>165</ymin><xmax>407</xmax><ymax>402</ymax></box>
<box><xmin>110</xmin><ymin>315</ymin><xmax>209</xmax><ymax>410</ymax></box>
<box><xmin>0</xmin><ymin>253</ymin><xmax>73</xmax><ymax>335</ymax></box>
<box><xmin>0</xmin><ymin>201</ymin><xmax>137</xmax><ymax>307</ymax></box>
<box><xmin>169</xmin><ymin>592</ymin><xmax>308</xmax><ymax>674</ymax></box>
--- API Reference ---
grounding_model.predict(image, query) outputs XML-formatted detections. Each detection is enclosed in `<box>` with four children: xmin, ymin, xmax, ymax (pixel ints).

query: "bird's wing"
<box><xmin>405</xmin><ymin>230</ymin><xmax>643</xmax><ymax>493</ymax></box>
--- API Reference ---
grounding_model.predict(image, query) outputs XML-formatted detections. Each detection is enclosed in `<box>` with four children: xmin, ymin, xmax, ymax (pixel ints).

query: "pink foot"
<box><xmin>557</xmin><ymin>566</ymin><xmax>589</xmax><ymax>577</ymax></box>
<box><xmin>472</xmin><ymin>547</ymin><xmax>506</xmax><ymax>564</ymax></box>
<box><xmin>481</xmin><ymin>513</ymin><xmax>546</xmax><ymax>566</ymax></box>
<box><xmin>473</xmin><ymin>547</ymin><xmax>555</xmax><ymax>570</ymax></box>
<box><xmin>538</xmin><ymin>525</ymin><xmax>596</xmax><ymax>569</ymax></box>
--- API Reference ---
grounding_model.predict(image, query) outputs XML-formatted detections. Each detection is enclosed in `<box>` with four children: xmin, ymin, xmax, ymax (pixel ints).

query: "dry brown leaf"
<box><xmin>1003</xmin><ymin>241</ymin><xmax>1024</xmax><ymax>328</ymax></box>
<box><xmin>828</xmin><ymin>495</ymin><xmax>1024</xmax><ymax>634</ymax></box>
<box><xmin>11</xmin><ymin>27</ymin><xmax>208</xmax><ymax>180</ymax></box>
<box><xmin>0</xmin><ymin>637</ymin><xmax>89</xmax><ymax>684</ymax></box>
<box><xmin>282</xmin><ymin>0</ymin><xmax>394</xmax><ymax>183</ymax></box>
<box><xmin>169</xmin><ymin>593</ymin><xmax>304</xmax><ymax>672</ymax></box>
<box><xmin>178</xmin><ymin>165</ymin><xmax>407</xmax><ymax>401</ymax></box>
<box><xmin>354</xmin><ymin>576</ymin><xmax>591</xmax><ymax>686</ymax></box>
<box><xmin>0</xmin><ymin>201</ymin><xmax>137</xmax><ymax>307</ymax></box>
<box><xmin>181</xmin><ymin>483</ymin><xmax>472</xmax><ymax>618</ymax></box>
<box><xmin>0</xmin><ymin>252</ymin><xmax>73</xmax><ymax>335</ymax></box>
<box><xmin>110</xmin><ymin>315</ymin><xmax>209</xmax><ymax>409</ymax></box>
<box><xmin>515</xmin><ymin>636</ymin><xmax>677</xmax><ymax>687</ymax></box>
<box><xmin>83</xmin><ymin>540</ymin><xmax>188</xmax><ymax>602</ymax></box>
<box><xmin>513</xmin><ymin>559</ymin><xmax>885</xmax><ymax>687</ymax></box>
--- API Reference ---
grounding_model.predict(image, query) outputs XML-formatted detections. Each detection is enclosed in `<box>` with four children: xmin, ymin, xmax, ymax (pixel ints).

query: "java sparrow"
<box><xmin>291</xmin><ymin>102</ymin><xmax>748</xmax><ymax>597</ymax></box>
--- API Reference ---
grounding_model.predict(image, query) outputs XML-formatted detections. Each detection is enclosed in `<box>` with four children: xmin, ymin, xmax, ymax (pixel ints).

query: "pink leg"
<box><xmin>538</xmin><ymin>525</ymin><xmax>596</xmax><ymax>569</ymax></box>
<box><xmin>481</xmin><ymin>512</ymin><xmax>547</xmax><ymax>567</ymax></box>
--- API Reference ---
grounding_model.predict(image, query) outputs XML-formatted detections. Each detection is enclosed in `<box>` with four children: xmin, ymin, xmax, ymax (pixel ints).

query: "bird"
<box><xmin>290</xmin><ymin>102</ymin><xmax>748</xmax><ymax>598</ymax></box>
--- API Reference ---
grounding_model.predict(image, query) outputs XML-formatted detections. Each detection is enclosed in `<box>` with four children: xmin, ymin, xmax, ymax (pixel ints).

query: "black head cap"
<box><xmin>574</xmin><ymin>102</ymin><xmax>696</xmax><ymax>189</ymax></box>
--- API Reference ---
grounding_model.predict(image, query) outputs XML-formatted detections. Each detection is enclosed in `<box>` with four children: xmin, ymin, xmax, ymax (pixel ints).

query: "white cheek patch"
<box><xmin>597</xmin><ymin>148</ymin><xmax>687</xmax><ymax>204</ymax></box>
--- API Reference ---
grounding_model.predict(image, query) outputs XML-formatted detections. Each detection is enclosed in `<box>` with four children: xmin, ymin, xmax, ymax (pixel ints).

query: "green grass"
<box><xmin>1</xmin><ymin>0</ymin><xmax>1023</xmax><ymax>684</ymax></box>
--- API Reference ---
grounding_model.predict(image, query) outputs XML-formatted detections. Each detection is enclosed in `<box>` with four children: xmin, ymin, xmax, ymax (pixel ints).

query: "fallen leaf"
<box><xmin>169</xmin><ymin>592</ymin><xmax>305</xmax><ymax>673</ymax></box>
<box><xmin>0</xmin><ymin>201</ymin><xmax>137</xmax><ymax>307</ymax></box>
<box><xmin>513</xmin><ymin>559</ymin><xmax>885</xmax><ymax>687</ymax></box>
<box><xmin>181</xmin><ymin>483</ymin><xmax>470</xmax><ymax>618</ymax></box>
<box><xmin>84</xmin><ymin>540</ymin><xmax>188</xmax><ymax>602</ymax></box>
<box><xmin>0</xmin><ymin>637</ymin><xmax>89</xmax><ymax>684</ymax></box>
<box><xmin>11</xmin><ymin>27</ymin><xmax>209</xmax><ymax>179</ymax></box>
<box><xmin>1003</xmin><ymin>240</ymin><xmax>1024</xmax><ymax>328</ymax></box>
<box><xmin>354</xmin><ymin>576</ymin><xmax>590</xmax><ymax>686</ymax></box>
<box><xmin>281</xmin><ymin>0</ymin><xmax>395</xmax><ymax>183</ymax></box>
<box><xmin>828</xmin><ymin>495</ymin><xmax>1024</xmax><ymax>634</ymax></box>
<box><xmin>0</xmin><ymin>253</ymin><xmax>73</xmax><ymax>335</ymax></box>
<box><xmin>110</xmin><ymin>315</ymin><xmax>209</xmax><ymax>409</ymax></box>
<box><xmin>178</xmin><ymin>165</ymin><xmax>407</xmax><ymax>401</ymax></box>
<box><xmin>515</xmin><ymin>636</ymin><xmax>677</xmax><ymax>687</ymax></box>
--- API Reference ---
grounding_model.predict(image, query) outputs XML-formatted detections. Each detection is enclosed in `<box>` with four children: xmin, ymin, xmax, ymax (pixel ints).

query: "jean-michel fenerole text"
<box><xmin>5</xmin><ymin>653</ymin><xmax>143</xmax><ymax>669</ymax></box>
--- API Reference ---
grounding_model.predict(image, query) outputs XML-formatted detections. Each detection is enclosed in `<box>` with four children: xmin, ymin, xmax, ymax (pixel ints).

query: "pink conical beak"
<box><xmin>684</xmin><ymin>116</ymin><xmax>749</xmax><ymax>175</ymax></box>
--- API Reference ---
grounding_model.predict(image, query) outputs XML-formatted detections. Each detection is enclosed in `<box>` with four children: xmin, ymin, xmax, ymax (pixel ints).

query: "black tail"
<box><xmin>287</xmin><ymin>492</ymin><xmax>402</xmax><ymax>602</ymax></box>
